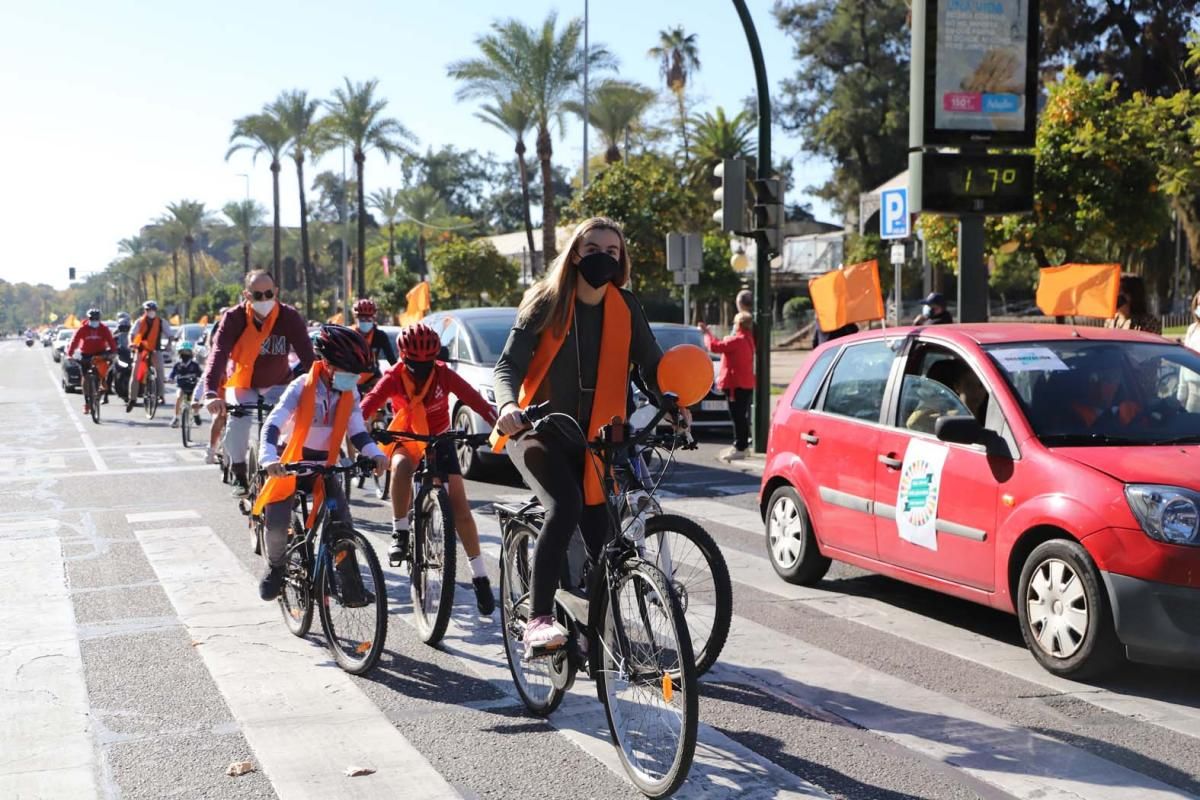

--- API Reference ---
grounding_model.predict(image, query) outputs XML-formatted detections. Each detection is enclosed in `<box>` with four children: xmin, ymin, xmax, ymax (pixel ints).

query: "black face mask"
<box><xmin>406</xmin><ymin>360</ymin><xmax>434</xmax><ymax>382</ymax></box>
<box><xmin>577</xmin><ymin>252</ymin><xmax>620</xmax><ymax>289</ymax></box>
<box><xmin>180</xmin><ymin>354</ymin><xmax>193</xmax><ymax>362</ymax></box>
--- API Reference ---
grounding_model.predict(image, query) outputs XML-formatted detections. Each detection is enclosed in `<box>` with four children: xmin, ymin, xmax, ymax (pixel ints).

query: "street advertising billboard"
<box><xmin>921</xmin><ymin>0</ymin><xmax>1039</xmax><ymax>147</ymax></box>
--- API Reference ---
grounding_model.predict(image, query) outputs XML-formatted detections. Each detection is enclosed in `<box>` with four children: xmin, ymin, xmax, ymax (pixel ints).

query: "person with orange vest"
<box><xmin>491</xmin><ymin>217</ymin><xmax>669</xmax><ymax>656</ymax></box>
<box><xmin>203</xmin><ymin>271</ymin><xmax>315</xmax><ymax>496</ymax></box>
<box><xmin>127</xmin><ymin>300</ymin><xmax>175</xmax><ymax>408</ymax></box>
<box><xmin>253</xmin><ymin>325</ymin><xmax>387</xmax><ymax>601</ymax></box>
<box><xmin>360</xmin><ymin>323</ymin><xmax>500</xmax><ymax>614</ymax></box>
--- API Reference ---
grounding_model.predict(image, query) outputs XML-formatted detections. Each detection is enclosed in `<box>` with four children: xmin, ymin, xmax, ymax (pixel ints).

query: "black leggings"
<box><xmin>508</xmin><ymin>431</ymin><xmax>608</xmax><ymax>618</ymax></box>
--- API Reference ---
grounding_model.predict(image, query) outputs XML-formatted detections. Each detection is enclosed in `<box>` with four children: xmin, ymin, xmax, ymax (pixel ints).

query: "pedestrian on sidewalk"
<box><xmin>700</xmin><ymin>312</ymin><xmax>755</xmax><ymax>462</ymax></box>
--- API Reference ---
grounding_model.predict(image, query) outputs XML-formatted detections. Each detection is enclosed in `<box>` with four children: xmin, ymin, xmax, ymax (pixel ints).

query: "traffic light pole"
<box><xmin>732</xmin><ymin>0</ymin><xmax>772</xmax><ymax>454</ymax></box>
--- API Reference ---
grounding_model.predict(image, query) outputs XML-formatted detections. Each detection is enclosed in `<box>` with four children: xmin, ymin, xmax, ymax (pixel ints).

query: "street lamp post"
<box><xmin>582</xmin><ymin>0</ymin><xmax>590</xmax><ymax>188</ymax></box>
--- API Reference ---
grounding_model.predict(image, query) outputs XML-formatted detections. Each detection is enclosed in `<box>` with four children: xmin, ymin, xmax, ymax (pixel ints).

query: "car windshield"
<box><xmin>180</xmin><ymin>324</ymin><xmax>203</xmax><ymax>342</ymax></box>
<box><xmin>985</xmin><ymin>340</ymin><xmax>1200</xmax><ymax>446</ymax></box>
<box><xmin>469</xmin><ymin>316</ymin><xmax>516</xmax><ymax>364</ymax></box>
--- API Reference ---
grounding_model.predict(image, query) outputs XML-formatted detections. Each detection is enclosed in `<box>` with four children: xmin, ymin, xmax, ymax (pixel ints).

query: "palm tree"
<box><xmin>148</xmin><ymin>220</ymin><xmax>185</xmax><ymax>295</ymax></box>
<box><xmin>223</xmin><ymin>199</ymin><xmax>266</xmax><ymax>275</ymax></box>
<box><xmin>323</xmin><ymin>78</ymin><xmax>417</xmax><ymax>297</ymax></box>
<box><xmin>448</xmin><ymin>13</ymin><xmax>613</xmax><ymax>265</ymax></box>
<box><xmin>475</xmin><ymin>93</ymin><xmax>538</xmax><ymax>264</ymax></box>
<box><xmin>164</xmin><ymin>200</ymin><xmax>217</xmax><ymax>309</ymax></box>
<box><xmin>226</xmin><ymin>111</ymin><xmax>290</xmax><ymax>282</ymax></box>
<box><xmin>399</xmin><ymin>186</ymin><xmax>451</xmax><ymax>281</ymax></box>
<box><xmin>565</xmin><ymin>80</ymin><xmax>657</xmax><ymax>164</ymax></box>
<box><xmin>271</xmin><ymin>90</ymin><xmax>324</xmax><ymax>317</ymax></box>
<box><xmin>118</xmin><ymin>237</ymin><xmax>151</xmax><ymax>302</ymax></box>
<box><xmin>648</xmin><ymin>26</ymin><xmax>701</xmax><ymax>160</ymax></box>
<box><xmin>689</xmin><ymin>106</ymin><xmax>755</xmax><ymax>183</ymax></box>
<box><xmin>368</xmin><ymin>188</ymin><xmax>404</xmax><ymax>274</ymax></box>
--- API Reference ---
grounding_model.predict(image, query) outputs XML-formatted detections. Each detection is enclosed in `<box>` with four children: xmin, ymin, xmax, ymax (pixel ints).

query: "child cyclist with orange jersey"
<box><xmin>360</xmin><ymin>323</ymin><xmax>500</xmax><ymax>614</ymax></box>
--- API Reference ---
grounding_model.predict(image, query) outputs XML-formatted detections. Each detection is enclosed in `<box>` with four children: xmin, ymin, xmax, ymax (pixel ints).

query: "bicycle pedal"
<box><xmin>524</xmin><ymin>642</ymin><xmax>565</xmax><ymax>661</ymax></box>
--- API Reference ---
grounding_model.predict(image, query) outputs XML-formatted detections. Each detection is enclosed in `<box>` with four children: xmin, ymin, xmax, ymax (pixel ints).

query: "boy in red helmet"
<box><xmin>361</xmin><ymin>322</ymin><xmax>499</xmax><ymax>614</ymax></box>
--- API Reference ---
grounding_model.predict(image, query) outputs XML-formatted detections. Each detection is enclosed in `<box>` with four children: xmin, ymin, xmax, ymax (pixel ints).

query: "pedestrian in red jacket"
<box><xmin>700</xmin><ymin>312</ymin><xmax>755</xmax><ymax>461</ymax></box>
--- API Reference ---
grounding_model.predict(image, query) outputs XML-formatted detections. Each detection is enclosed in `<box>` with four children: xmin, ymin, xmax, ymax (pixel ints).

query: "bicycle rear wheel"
<box><xmin>86</xmin><ymin>373</ymin><xmax>100</xmax><ymax>425</ymax></box>
<box><xmin>317</xmin><ymin>529</ymin><xmax>387</xmax><ymax>675</ymax></box>
<box><xmin>499</xmin><ymin>522</ymin><xmax>565</xmax><ymax>716</ymax></box>
<box><xmin>144</xmin><ymin>370</ymin><xmax>158</xmax><ymax>419</ymax></box>
<box><xmin>280</xmin><ymin>533</ymin><xmax>313</xmax><ymax>637</ymax></box>
<box><xmin>411</xmin><ymin>487</ymin><xmax>457</xmax><ymax>644</ymax></box>
<box><xmin>640</xmin><ymin>515</ymin><xmax>731</xmax><ymax>676</ymax></box>
<box><xmin>595</xmin><ymin>561</ymin><xmax>698</xmax><ymax>798</ymax></box>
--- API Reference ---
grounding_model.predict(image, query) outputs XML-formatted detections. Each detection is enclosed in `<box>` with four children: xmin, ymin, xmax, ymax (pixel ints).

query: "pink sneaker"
<box><xmin>523</xmin><ymin>615</ymin><xmax>566</xmax><ymax>658</ymax></box>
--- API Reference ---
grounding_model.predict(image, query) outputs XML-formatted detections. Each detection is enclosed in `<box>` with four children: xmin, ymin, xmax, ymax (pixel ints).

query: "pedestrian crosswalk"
<box><xmin>2</xmin><ymin>495</ymin><xmax>1198</xmax><ymax>800</ymax></box>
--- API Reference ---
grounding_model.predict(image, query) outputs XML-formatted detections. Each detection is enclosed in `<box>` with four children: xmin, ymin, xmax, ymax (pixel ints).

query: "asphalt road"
<box><xmin>3</xmin><ymin>338</ymin><xmax>1199</xmax><ymax>800</ymax></box>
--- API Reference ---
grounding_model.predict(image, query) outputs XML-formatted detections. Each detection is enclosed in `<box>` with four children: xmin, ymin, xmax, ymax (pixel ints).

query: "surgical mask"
<box><xmin>88</xmin><ymin>320</ymin><xmax>100</xmax><ymax>329</ymax></box>
<box><xmin>147</xmin><ymin>311</ymin><xmax>157</xmax><ymax>319</ymax></box>
<box><xmin>577</xmin><ymin>252</ymin><xmax>620</xmax><ymax>289</ymax></box>
<box><xmin>921</xmin><ymin>304</ymin><xmax>932</xmax><ymax>317</ymax></box>
<box><xmin>406</xmin><ymin>360</ymin><xmax>434</xmax><ymax>383</ymax></box>
<box><xmin>331</xmin><ymin>371</ymin><xmax>359</xmax><ymax>392</ymax></box>
<box><xmin>357</xmin><ymin>321</ymin><xmax>374</xmax><ymax>333</ymax></box>
<box><xmin>251</xmin><ymin>299</ymin><xmax>276</xmax><ymax>317</ymax></box>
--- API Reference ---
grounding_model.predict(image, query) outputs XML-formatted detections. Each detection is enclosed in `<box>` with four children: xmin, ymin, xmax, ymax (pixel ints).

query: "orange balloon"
<box><xmin>657</xmin><ymin>344</ymin><xmax>713</xmax><ymax>407</ymax></box>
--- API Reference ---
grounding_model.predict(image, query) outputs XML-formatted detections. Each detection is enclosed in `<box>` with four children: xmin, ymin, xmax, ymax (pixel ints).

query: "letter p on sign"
<box><xmin>881</xmin><ymin>188</ymin><xmax>909</xmax><ymax>240</ymax></box>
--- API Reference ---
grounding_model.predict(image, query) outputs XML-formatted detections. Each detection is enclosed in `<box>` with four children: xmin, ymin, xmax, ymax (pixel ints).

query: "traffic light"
<box><xmin>752</xmin><ymin>178</ymin><xmax>784</xmax><ymax>256</ymax></box>
<box><xmin>712</xmin><ymin>158</ymin><xmax>746</xmax><ymax>233</ymax></box>
<box><xmin>68</xmin><ymin>267</ymin><xmax>76</xmax><ymax>281</ymax></box>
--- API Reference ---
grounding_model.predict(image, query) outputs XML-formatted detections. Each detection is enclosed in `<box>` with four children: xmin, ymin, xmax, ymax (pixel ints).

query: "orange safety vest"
<box><xmin>382</xmin><ymin>368</ymin><xmax>433</xmax><ymax>463</ymax></box>
<box><xmin>228</xmin><ymin>302</ymin><xmax>280</xmax><ymax>389</ymax></box>
<box><xmin>132</xmin><ymin>315</ymin><xmax>161</xmax><ymax>352</ymax></box>
<box><xmin>489</xmin><ymin>284</ymin><xmax>631</xmax><ymax>504</ymax></box>
<box><xmin>251</xmin><ymin>361</ymin><xmax>355</xmax><ymax>527</ymax></box>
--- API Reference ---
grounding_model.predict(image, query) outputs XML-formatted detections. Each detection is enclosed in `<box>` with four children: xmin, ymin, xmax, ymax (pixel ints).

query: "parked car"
<box><xmin>639</xmin><ymin>323</ymin><xmax>729</xmax><ymax>430</ymax></box>
<box><xmin>761</xmin><ymin>324</ymin><xmax>1200</xmax><ymax>678</ymax></box>
<box><xmin>52</xmin><ymin>328</ymin><xmax>75</xmax><ymax>362</ymax></box>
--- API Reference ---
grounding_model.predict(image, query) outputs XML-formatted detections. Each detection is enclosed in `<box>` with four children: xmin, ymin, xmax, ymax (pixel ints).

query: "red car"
<box><xmin>760</xmin><ymin>324</ymin><xmax>1200</xmax><ymax>678</ymax></box>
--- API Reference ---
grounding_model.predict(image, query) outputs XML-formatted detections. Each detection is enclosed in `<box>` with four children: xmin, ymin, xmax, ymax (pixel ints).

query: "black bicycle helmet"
<box><xmin>86</xmin><ymin>308</ymin><xmax>102</xmax><ymax>321</ymax></box>
<box><xmin>313</xmin><ymin>324</ymin><xmax>371</xmax><ymax>373</ymax></box>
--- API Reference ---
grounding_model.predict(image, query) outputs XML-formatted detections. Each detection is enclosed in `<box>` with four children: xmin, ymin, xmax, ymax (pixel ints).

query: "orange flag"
<box><xmin>809</xmin><ymin>260</ymin><xmax>885</xmax><ymax>332</ymax></box>
<box><xmin>400</xmin><ymin>281</ymin><xmax>432</xmax><ymax>326</ymax></box>
<box><xmin>1036</xmin><ymin>263</ymin><xmax>1120</xmax><ymax>318</ymax></box>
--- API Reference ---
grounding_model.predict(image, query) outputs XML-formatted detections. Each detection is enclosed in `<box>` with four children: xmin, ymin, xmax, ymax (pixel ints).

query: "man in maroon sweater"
<box><xmin>203</xmin><ymin>271</ymin><xmax>315</xmax><ymax>496</ymax></box>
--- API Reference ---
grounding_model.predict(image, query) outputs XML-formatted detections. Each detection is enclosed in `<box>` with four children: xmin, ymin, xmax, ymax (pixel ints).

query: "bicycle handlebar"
<box><xmin>372</xmin><ymin>428</ymin><xmax>492</xmax><ymax>448</ymax></box>
<box><xmin>520</xmin><ymin>395</ymin><xmax>686</xmax><ymax>453</ymax></box>
<box><xmin>277</xmin><ymin>457</ymin><xmax>376</xmax><ymax>478</ymax></box>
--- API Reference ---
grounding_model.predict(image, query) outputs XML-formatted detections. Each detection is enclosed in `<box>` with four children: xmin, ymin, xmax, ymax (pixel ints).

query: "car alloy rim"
<box><xmin>1026</xmin><ymin>557</ymin><xmax>1088</xmax><ymax>660</ymax></box>
<box><xmin>768</xmin><ymin>496</ymin><xmax>804</xmax><ymax>568</ymax></box>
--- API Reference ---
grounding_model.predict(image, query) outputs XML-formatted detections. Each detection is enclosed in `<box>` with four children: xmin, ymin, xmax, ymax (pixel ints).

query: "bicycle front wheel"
<box><xmin>640</xmin><ymin>515</ymin><xmax>732</xmax><ymax>676</ymax></box>
<box><xmin>317</xmin><ymin>529</ymin><xmax>387</xmax><ymax>675</ymax></box>
<box><xmin>411</xmin><ymin>487</ymin><xmax>457</xmax><ymax>645</ymax></box>
<box><xmin>144</xmin><ymin>372</ymin><xmax>158</xmax><ymax>419</ymax></box>
<box><xmin>86</xmin><ymin>373</ymin><xmax>101</xmax><ymax>425</ymax></box>
<box><xmin>595</xmin><ymin>561</ymin><xmax>698</xmax><ymax>798</ymax></box>
<box><xmin>499</xmin><ymin>522</ymin><xmax>564</xmax><ymax>716</ymax></box>
<box><xmin>181</xmin><ymin>402</ymin><xmax>192</xmax><ymax>446</ymax></box>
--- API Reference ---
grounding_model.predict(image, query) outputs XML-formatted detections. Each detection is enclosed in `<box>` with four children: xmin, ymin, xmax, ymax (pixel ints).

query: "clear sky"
<box><xmin>0</xmin><ymin>0</ymin><xmax>832</xmax><ymax>290</ymax></box>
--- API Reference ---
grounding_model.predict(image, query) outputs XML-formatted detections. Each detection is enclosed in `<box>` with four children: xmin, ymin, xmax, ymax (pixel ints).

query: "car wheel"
<box><xmin>455</xmin><ymin>407</ymin><xmax>482</xmax><ymax>480</ymax></box>
<box><xmin>1017</xmin><ymin>539</ymin><xmax>1124</xmax><ymax>679</ymax></box>
<box><xmin>765</xmin><ymin>485</ymin><xmax>831</xmax><ymax>585</ymax></box>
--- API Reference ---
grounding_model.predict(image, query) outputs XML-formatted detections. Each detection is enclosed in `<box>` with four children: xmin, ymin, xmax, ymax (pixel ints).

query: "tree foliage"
<box><xmin>429</xmin><ymin>238</ymin><xmax>519</xmax><ymax>308</ymax></box>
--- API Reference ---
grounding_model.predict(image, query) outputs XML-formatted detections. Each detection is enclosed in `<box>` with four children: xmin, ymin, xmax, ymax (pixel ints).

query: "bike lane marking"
<box><xmin>42</xmin><ymin>357</ymin><xmax>107</xmax><ymax>472</ymax></box>
<box><xmin>0</xmin><ymin>533</ymin><xmax>98</xmax><ymax>799</ymax></box>
<box><xmin>132</xmin><ymin>523</ymin><xmax>461</xmax><ymax>800</ymax></box>
<box><xmin>125</xmin><ymin>510</ymin><xmax>201</xmax><ymax>524</ymax></box>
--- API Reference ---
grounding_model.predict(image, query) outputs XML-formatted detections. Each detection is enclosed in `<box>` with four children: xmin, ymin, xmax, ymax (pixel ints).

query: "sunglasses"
<box><xmin>248</xmin><ymin>289</ymin><xmax>276</xmax><ymax>301</ymax></box>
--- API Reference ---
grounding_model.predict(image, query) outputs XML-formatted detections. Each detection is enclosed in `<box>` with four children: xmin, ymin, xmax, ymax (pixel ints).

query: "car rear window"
<box><xmin>820</xmin><ymin>340</ymin><xmax>895</xmax><ymax>423</ymax></box>
<box><xmin>792</xmin><ymin>347</ymin><xmax>839</xmax><ymax>411</ymax></box>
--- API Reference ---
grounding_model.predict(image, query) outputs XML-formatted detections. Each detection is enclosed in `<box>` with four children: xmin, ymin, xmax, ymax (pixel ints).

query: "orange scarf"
<box><xmin>252</xmin><ymin>362</ymin><xmax>355</xmax><ymax>527</ymax></box>
<box><xmin>228</xmin><ymin>302</ymin><xmax>280</xmax><ymax>389</ymax></box>
<box><xmin>490</xmin><ymin>285</ymin><xmax>631</xmax><ymax>504</ymax></box>
<box><xmin>383</xmin><ymin>368</ymin><xmax>433</xmax><ymax>463</ymax></box>
<box><xmin>132</xmin><ymin>316</ymin><xmax>160</xmax><ymax>352</ymax></box>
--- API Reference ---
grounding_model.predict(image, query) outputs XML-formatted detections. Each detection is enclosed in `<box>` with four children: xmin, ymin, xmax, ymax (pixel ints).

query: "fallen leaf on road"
<box><xmin>345</xmin><ymin>766</ymin><xmax>376</xmax><ymax>777</ymax></box>
<box><xmin>226</xmin><ymin>761</ymin><xmax>255</xmax><ymax>777</ymax></box>
<box><xmin>191</xmin><ymin>641</ymin><xmax>203</xmax><ymax>647</ymax></box>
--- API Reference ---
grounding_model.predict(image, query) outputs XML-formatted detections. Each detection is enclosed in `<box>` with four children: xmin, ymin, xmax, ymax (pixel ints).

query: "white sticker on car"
<box><xmin>895</xmin><ymin>438</ymin><xmax>949</xmax><ymax>552</ymax></box>
<box><xmin>991</xmin><ymin>347</ymin><xmax>1070</xmax><ymax>373</ymax></box>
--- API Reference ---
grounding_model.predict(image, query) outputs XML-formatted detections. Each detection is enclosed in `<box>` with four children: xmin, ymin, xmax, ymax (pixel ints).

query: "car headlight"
<box><xmin>1125</xmin><ymin>485</ymin><xmax>1200</xmax><ymax>546</ymax></box>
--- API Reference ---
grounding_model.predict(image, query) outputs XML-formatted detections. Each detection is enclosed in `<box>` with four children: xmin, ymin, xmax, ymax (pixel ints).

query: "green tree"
<box><xmin>688</xmin><ymin>106</ymin><xmax>755</xmax><ymax>184</ymax></box>
<box><xmin>476</xmin><ymin>92</ymin><xmax>539</xmax><ymax>257</ymax></box>
<box><xmin>564</xmin><ymin>80</ymin><xmax>657</xmax><ymax>164</ymax></box>
<box><xmin>226</xmin><ymin>112</ymin><xmax>289</xmax><ymax>280</ymax></box>
<box><xmin>648</xmin><ymin>26</ymin><xmax>701</xmax><ymax>161</ymax></box>
<box><xmin>271</xmin><ymin>89</ymin><xmax>324</xmax><ymax>319</ymax></box>
<box><xmin>375</xmin><ymin>272</ymin><xmax>419</xmax><ymax>320</ymax></box>
<box><xmin>222</xmin><ymin>199</ymin><xmax>266</xmax><ymax>275</ymax></box>
<box><xmin>429</xmin><ymin>238</ymin><xmax>519</xmax><ymax>308</ymax></box>
<box><xmin>323</xmin><ymin>77</ymin><xmax>418</xmax><ymax>298</ymax></box>
<box><xmin>163</xmin><ymin>201</ymin><xmax>217</xmax><ymax>308</ymax></box>
<box><xmin>448</xmin><ymin>12</ymin><xmax>613</xmax><ymax>265</ymax></box>
<box><xmin>147</xmin><ymin>219</ymin><xmax>185</xmax><ymax>295</ymax></box>
<box><xmin>400</xmin><ymin>185</ymin><xmax>455</xmax><ymax>280</ymax></box>
<box><xmin>368</xmin><ymin>188</ymin><xmax>405</xmax><ymax>275</ymax></box>
<box><xmin>773</xmin><ymin>0</ymin><xmax>910</xmax><ymax>215</ymax></box>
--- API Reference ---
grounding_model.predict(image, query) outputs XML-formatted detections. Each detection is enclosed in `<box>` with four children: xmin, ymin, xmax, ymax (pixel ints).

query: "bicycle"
<box><xmin>124</xmin><ymin>347</ymin><xmax>158</xmax><ymax>420</ymax></box>
<box><xmin>78</xmin><ymin>353</ymin><xmax>113</xmax><ymax>425</ymax></box>
<box><xmin>273</xmin><ymin>458</ymin><xmax>388</xmax><ymax>675</ymax></box>
<box><xmin>358</xmin><ymin>407</ymin><xmax>394</xmax><ymax>500</ymax></box>
<box><xmin>222</xmin><ymin>398</ymin><xmax>275</xmax><ymax>550</ymax></box>
<box><xmin>179</xmin><ymin>380</ymin><xmax>200</xmax><ymax>448</ymax></box>
<box><xmin>371</xmin><ymin>427</ymin><xmax>492</xmax><ymax>645</ymax></box>
<box><xmin>495</xmin><ymin>400</ymin><xmax>698</xmax><ymax>798</ymax></box>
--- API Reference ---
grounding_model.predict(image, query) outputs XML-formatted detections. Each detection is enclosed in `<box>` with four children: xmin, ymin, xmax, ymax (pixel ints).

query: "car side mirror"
<box><xmin>438</xmin><ymin>345</ymin><xmax>451</xmax><ymax>362</ymax></box>
<box><xmin>935</xmin><ymin>415</ymin><xmax>982</xmax><ymax>445</ymax></box>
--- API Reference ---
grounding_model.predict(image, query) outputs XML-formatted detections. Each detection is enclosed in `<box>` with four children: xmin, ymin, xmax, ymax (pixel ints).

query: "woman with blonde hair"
<box><xmin>492</xmin><ymin>216</ymin><xmax>666</xmax><ymax>655</ymax></box>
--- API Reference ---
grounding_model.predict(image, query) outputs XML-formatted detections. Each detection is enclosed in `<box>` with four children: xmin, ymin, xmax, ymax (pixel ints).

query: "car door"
<box><xmin>873</xmin><ymin>342</ymin><xmax>1003</xmax><ymax>591</ymax></box>
<box><xmin>800</xmin><ymin>339</ymin><xmax>900</xmax><ymax>559</ymax></box>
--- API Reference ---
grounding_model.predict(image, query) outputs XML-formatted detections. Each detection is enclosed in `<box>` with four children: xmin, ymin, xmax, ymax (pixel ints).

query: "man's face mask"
<box><xmin>406</xmin><ymin>360</ymin><xmax>434</xmax><ymax>383</ymax></box>
<box><xmin>88</xmin><ymin>320</ymin><xmax>100</xmax><ymax>328</ymax></box>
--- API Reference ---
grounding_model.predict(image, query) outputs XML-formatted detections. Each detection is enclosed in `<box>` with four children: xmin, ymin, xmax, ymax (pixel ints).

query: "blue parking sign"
<box><xmin>881</xmin><ymin>187</ymin><xmax>909</xmax><ymax>239</ymax></box>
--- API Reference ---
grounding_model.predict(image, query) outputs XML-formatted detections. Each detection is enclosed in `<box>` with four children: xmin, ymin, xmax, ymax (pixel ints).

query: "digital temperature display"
<box><xmin>920</xmin><ymin>152</ymin><xmax>1035</xmax><ymax>215</ymax></box>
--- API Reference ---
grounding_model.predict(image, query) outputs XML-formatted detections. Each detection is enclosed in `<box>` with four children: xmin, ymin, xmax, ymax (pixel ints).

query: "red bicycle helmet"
<box><xmin>353</xmin><ymin>298</ymin><xmax>377</xmax><ymax>318</ymax></box>
<box><xmin>314</xmin><ymin>324</ymin><xmax>372</xmax><ymax>373</ymax></box>
<box><xmin>398</xmin><ymin>323</ymin><xmax>441</xmax><ymax>362</ymax></box>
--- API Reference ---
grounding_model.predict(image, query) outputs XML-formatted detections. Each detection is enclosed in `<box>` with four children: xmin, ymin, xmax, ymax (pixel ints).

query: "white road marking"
<box><xmin>2</xmin><ymin>464</ymin><xmax>214</xmax><ymax>482</ymax></box>
<box><xmin>0</xmin><ymin>533</ymin><xmax>98</xmax><ymax>799</ymax></box>
<box><xmin>659</xmin><ymin>496</ymin><xmax>1200</xmax><ymax>742</ymax></box>
<box><xmin>134</xmin><ymin>525</ymin><xmax>460</xmax><ymax>800</ymax></box>
<box><xmin>44</xmin><ymin>360</ymin><xmax>107</xmax><ymax>472</ymax></box>
<box><xmin>0</xmin><ymin>519</ymin><xmax>60</xmax><ymax>536</ymax></box>
<box><xmin>125</xmin><ymin>510</ymin><xmax>201</xmax><ymax>524</ymax></box>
